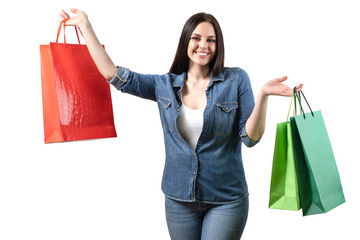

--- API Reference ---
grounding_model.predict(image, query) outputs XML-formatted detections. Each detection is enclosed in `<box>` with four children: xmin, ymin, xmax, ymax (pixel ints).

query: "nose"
<box><xmin>199</xmin><ymin>39</ymin><xmax>208</xmax><ymax>50</ymax></box>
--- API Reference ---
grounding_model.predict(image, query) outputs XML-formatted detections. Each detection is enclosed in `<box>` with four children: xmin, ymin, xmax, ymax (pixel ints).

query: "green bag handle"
<box><xmin>286</xmin><ymin>89</ymin><xmax>295</xmax><ymax>121</ymax></box>
<box><xmin>294</xmin><ymin>87</ymin><xmax>299</xmax><ymax>116</ymax></box>
<box><xmin>293</xmin><ymin>87</ymin><xmax>314</xmax><ymax>119</ymax></box>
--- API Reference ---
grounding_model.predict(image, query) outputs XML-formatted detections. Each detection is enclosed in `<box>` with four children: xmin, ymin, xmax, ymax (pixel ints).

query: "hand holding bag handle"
<box><xmin>293</xmin><ymin>87</ymin><xmax>314</xmax><ymax>119</ymax></box>
<box><xmin>56</xmin><ymin>18</ymin><xmax>83</xmax><ymax>44</ymax></box>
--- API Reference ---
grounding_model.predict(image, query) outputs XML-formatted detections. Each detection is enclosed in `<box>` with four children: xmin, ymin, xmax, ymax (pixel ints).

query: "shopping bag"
<box><xmin>290</xmin><ymin>91</ymin><xmax>345</xmax><ymax>216</ymax></box>
<box><xmin>40</xmin><ymin>19</ymin><xmax>117</xmax><ymax>143</ymax></box>
<box><xmin>269</xmin><ymin>93</ymin><xmax>301</xmax><ymax>210</ymax></box>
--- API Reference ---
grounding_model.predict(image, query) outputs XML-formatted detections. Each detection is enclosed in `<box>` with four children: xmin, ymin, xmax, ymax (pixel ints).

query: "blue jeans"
<box><xmin>165</xmin><ymin>195</ymin><xmax>249</xmax><ymax>240</ymax></box>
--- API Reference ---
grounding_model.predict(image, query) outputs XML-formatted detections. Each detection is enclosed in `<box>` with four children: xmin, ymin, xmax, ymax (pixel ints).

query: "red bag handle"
<box><xmin>56</xmin><ymin>18</ymin><xmax>83</xmax><ymax>44</ymax></box>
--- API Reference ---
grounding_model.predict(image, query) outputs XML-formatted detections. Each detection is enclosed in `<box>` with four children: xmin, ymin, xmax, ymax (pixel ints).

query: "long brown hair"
<box><xmin>169</xmin><ymin>13</ymin><xmax>225</xmax><ymax>76</ymax></box>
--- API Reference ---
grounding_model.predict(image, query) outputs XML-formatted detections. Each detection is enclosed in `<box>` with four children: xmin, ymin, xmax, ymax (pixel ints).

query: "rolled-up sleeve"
<box><xmin>108</xmin><ymin>66</ymin><xmax>157</xmax><ymax>102</ymax></box>
<box><xmin>108</xmin><ymin>66</ymin><xmax>130</xmax><ymax>90</ymax></box>
<box><xmin>240</xmin><ymin>127</ymin><xmax>261</xmax><ymax>147</ymax></box>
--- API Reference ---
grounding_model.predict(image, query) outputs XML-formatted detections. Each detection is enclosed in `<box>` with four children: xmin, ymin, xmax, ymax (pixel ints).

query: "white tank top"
<box><xmin>177</xmin><ymin>104</ymin><xmax>204</xmax><ymax>151</ymax></box>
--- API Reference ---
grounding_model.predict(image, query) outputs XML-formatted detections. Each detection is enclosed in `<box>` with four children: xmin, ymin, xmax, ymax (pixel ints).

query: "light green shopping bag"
<box><xmin>269</xmin><ymin>93</ymin><xmax>301</xmax><ymax>210</ymax></box>
<box><xmin>290</xmin><ymin>90</ymin><xmax>345</xmax><ymax>216</ymax></box>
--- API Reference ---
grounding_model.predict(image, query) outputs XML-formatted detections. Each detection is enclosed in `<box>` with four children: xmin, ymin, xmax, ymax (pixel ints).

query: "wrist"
<box><xmin>259</xmin><ymin>87</ymin><xmax>270</xmax><ymax>98</ymax></box>
<box><xmin>78</xmin><ymin>17</ymin><xmax>91</xmax><ymax>30</ymax></box>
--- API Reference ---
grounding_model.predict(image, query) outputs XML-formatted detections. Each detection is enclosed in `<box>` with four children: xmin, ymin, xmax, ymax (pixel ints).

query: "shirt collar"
<box><xmin>208</xmin><ymin>72</ymin><xmax>224</xmax><ymax>88</ymax></box>
<box><xmin>172</xmin><ymin>72</ymin><xmax>187</xmax><ymax>88</ymax></box>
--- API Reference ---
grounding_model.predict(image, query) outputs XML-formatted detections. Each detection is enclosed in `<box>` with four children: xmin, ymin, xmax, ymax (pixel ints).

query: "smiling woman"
<box><xmin>181</xmin><ymin>21</ymin><xmax>218</xmax><ymax>110</ymax></box>
<box><xmin>58</xmin><ymin>9</ymin><xmax>302</xmax><ymax>240</ymax></box>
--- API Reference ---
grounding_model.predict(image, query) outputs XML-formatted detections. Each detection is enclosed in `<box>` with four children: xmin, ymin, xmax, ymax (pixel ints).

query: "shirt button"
<box><xmin>193</xmin><ymin>172</ymin><xmax>196</xmax><ymax>175</ymax></box>
<box><xmin>225</xmin><ymin>107</ymin><xmax>229</xmax><ymax>111</ymax></box>
<box><xmin>194</xmin><ymin>153</ymin><xmax>197</xmax><ymax>156</ymax></box>
<box><xmin>208</xmin><ymin>96</ymin><xmax>210</xmax><ymax>99</ymax></box>
<box><xmin>176</xmin><ymin>108</ymin><xmax>180</xmax><ymax>111</ymax></box>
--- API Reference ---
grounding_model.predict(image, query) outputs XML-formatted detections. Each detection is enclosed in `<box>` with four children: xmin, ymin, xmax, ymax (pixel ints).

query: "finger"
<box><xmin>295</xmin><ymin>83</ymin><xmax>304</xmax><ymax>92</ymax></box>
<box><xmin>58</xmin><ymin>10</ymin><xmax>68</xmax><ymax>23</ymax></box>
<box><xmin>277</xmin><ymin>76</ymin><xmax>288</xmax><ymax>83</ymax></box>
<box><xmin>61</xmin><ymin>9</ymin><xmax>70</xmax><ymax>18</ymax></box>
<box><xmin>58</xmin><ymin>13</ymin><xmax>64</xmax><ymax>22</ymax></box>
<box><xmin>70</xmin><ymin>8</ymin><xmax>80</xmax><ymax>14</ymax></box>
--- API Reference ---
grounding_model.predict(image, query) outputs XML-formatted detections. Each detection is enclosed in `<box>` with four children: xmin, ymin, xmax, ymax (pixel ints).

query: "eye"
<box><xmin>207</xmin><ymin>38</ymin><xmax>216</xmax><ymax>43</ymax></box>
<box><xmin>191</xmin><ymin>36</ymin><xmax>200</xmax><ymax>41</ymax></box>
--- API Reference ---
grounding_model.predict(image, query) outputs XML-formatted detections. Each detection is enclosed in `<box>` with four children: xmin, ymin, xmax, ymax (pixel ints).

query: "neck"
<box><xmin>187</xmin><ymin>63</ymin><xmax>211</xmax><ymax>83</ymax></box>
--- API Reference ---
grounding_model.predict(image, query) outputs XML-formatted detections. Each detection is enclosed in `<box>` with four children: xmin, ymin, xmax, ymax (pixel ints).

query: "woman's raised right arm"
<box><xmin>59</xmin><ymin>9</ymin><xmax>117</xmax><ymax>80</ymax></box>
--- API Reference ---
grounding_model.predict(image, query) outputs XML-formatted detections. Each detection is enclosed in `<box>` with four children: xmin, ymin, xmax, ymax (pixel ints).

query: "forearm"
<box><xmin>78</xmin><ymin>21</ymin><xmax>117</xmax><ymax>80</ymax></box>
<box><xmin>245</xmin><ymin>90</ymin><xmax>268</xmax><ymax>142</ymax></box>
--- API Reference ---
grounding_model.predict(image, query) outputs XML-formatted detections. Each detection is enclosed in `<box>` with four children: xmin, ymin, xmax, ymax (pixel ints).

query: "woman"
<box><xmin>59</xmin><ymin>9</ymin><xmax>302</xmax><ymax>240</ymax></box>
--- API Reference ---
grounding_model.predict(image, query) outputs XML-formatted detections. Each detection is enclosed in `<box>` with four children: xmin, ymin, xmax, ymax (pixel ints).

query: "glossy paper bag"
<box><xmin>290</xmin><ymin>91</ymin><xmax>345</xmax><ymax>216</ymax></box>
<box><xmin>40</xmin><ymin>19</ymin><xmax>117</xmax><ymax>143</ymax></box>
<box><xmin>269</xmin><ymin>95</ymin><xmax>301</xmax><ymax>211</ymax></box>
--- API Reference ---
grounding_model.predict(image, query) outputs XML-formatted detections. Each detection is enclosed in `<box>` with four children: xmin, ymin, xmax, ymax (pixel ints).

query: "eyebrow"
<box><xmin>192</xmin><ymin>33</ymin><xmax>216</xmax><ymax>38</ymax></box>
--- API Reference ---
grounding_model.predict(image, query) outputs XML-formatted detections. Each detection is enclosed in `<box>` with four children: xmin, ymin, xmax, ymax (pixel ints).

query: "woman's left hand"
<box><xmin>261</xmin><ymin>76</ymin><xmax>303</xmax><ymax>97</ymax></box>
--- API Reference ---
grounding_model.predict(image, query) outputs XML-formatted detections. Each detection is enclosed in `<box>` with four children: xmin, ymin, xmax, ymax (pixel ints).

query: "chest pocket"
<box><xmin>158</xmin><ymin>96</ymin><xmax>175</xmax><ymax>132</ymax></box>
<box><xmin>214</xmin><ymin>102</ymin><xmax>239</xmax><ymax>137</ymax></box>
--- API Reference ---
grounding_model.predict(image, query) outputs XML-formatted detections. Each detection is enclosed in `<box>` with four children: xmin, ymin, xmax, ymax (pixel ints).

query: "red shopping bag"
<box><xmin>40</xmin><ymin>19</ymin><xmax>117</xmax><ymax>143</ymax></box>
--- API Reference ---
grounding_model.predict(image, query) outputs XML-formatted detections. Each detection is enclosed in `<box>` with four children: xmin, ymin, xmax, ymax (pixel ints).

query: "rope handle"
<box><xmin>293</xmin><ymin>87</ymin><xmax>314</xmax><ymax>119</ymax></box>
<box><xmin>56</xmin><ymin>18</ymin><xmax>83</xmax><ymax>44</ymax></box>
<box><xmin>286</xmin><ymin>89</ymin><xmax>294</xmax><ymax>121</ymax></box>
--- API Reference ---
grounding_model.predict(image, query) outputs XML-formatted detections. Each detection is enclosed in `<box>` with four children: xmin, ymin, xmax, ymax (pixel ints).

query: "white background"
<box><xmin>1</xmin><ymin>0</ymin><xmax>359</xmax><ymax>239</ymax></box>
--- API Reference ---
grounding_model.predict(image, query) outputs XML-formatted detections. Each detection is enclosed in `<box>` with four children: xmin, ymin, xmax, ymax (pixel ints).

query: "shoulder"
<box><xmin>161</xmin><ymin>72</ymin><xmax>186</xmax><ymax>86</ymax></box>
<box><xmin>220</xmin><ymin>67</ymin><xmax>250</xmax><ymax>83</ymax></box>
<box><xmin>163</xmin><ymin>72</ymin><xmax>180</xmax><ymax>81</ymax></box>
<box><xmin>222</xmin><ymin>67</ymin><xmax>249</xmax><ymax>79</ymax></box>
<box><xmin>220</xmin><ymin>68</ymin><xmax>253</xmax><ymax>95</ymax></box>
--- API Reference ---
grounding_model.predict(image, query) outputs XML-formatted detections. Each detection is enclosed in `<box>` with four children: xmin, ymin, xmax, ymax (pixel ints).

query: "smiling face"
<box><xmin>187</xmin><ymin>22</ymin><xmax>217</xmax><ymax>69</ymax></box>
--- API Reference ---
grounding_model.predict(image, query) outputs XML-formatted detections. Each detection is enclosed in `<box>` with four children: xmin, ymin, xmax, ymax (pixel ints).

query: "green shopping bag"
<box><xmin>269</xmin><ymin>93</ymin><xmax>301</xmax><ymax>210</ymax></box>
<box><xmin>290</xmin><ymin>90</ymin><xmax>345</xmax><ymax>216</ymax></box>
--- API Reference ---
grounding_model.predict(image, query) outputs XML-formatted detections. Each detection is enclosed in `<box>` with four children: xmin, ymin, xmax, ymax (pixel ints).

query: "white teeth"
<box><xmin>196</xmin><ymin>52</ymin><xmax>208</xmax><ymax>56</ymax></box>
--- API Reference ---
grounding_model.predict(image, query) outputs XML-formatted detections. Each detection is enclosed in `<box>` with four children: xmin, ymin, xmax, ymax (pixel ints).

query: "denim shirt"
<box><xmin>108</xmin><ymin>66</ymin><xmax>260</xmax><ymax>203</ymax></box>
